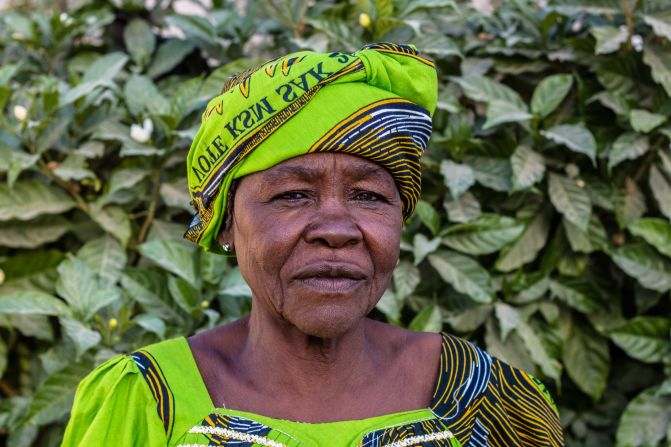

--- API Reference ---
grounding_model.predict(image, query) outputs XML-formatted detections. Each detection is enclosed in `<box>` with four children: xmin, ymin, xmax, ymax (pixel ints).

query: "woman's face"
<box><xmin>222</xmin><ymin>152</ymin><xmax>403</xmax><ymax>338</ymax></box>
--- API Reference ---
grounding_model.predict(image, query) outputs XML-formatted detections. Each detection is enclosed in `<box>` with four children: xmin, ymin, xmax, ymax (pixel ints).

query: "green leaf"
<box><xmin>611</xmin><ymin>244</ymin><xmax>671</xmax><ymax>293</ymax></box>
<box><xmin>548</xmin><ymin>173</ymin><xmax>592</xmax><ymax>231</ymax></box>
<box><xmin>124</xmin><ymin>75</ymin><xmax>170</xmax><ymax>117</ymax></box>
<box><xmin>517</xmin><ymin>321</ymin><xmax>562</xmax><ymax>381</ymax></box>
<box><xmin>77</xmin><ymin>236</ymin><xmax>127</xmax><ymax>285</ymax></box>
<box><xmin>464</xmin><ymin>156</ymin><xmax>512</xmax><ymax>192</ymax></box>
<box><xmin>630</xmin><ymin>109</ymin><xmax>667</xmax><ymax>133</ymax></box>
<box><xmin>82</xmin><ymin>52</ymin><xmax>129</xmax><ymax>85</ymax></box>
<box><xmin>628</xmin><ymin>218</ymin><xmax>671</xmax><ymax>258</ymax></box>
<box><xmin>428</xmin><ymin>250</ymin><xmax>494</xmax><ymax>303</ymax></box>
<box><xmin>444</xmin><ymin>192</ymin><xmax>481</xmax><ymax>223</ymax></box>
<box><xmin>584</xmin><ymin>175</ymin><xmax>615</xmax><ymax>211</ymax></box>
<box><xmin>414</xmin><ymin>200</ymin><xmax>441</xmax><ymax>236</ymax></box>
<box><xmin>494</xmin><ymin>302</ymin><xmax>521</xmax><ymax>341</ymax></box>
<box><xmin>121</xmin><ymin>268</ymin><xmax>181</xmax><ymax>321</ymax></box>
<box><xmin>615</xmin><ymin>178</ymin><xmax>647</xmax><ymax>228</ymax></box>
<box><xmin>611</xmin><ymin>317</ymin><xmax>671</xmax><ymax>364</ymax></box>
<box><xmin>412</xmin><ymin>233</ymin><xmax>441</xmax><ymax>265</ymax></box>
<box><xmin>590</xmin><ymin>25</ymin><xmax>628</xmax><ymax>54</ymax></box>
<box><xmin>563</xmin><ymin>318</ymin><xmax>610</xmax><ymax>401</ymax></box>
<box><xmin>168</xmin><ymin>276</ymin><xmax>198</xmax><ymax>314</ymax></box>
<box><xmin>410</xmin><ymin>32</ymin><xmax>462</xmax><ymax>58</ymax></box>
<box><xmin>0</xmin><ymin>216</ymin><xmax>70</xmax><ymax>248</ymax></box>
<box><xmin>23</xmin><ymin>361</ymin><xmax>92</xmax><ymax>426</ymax></box>
<box><xmin>165</xmin><ymin>13</ymin><xmax>216</xmax><ymax>42</ymax></box>
<box><xmin>485</xmin><ymin>320</ymin><xmax>535</xmax><ymax>373</ymax></box>
<box><xmin>60</xmin><ymin>317</ymin><xmax>101</xmax><ymax>358</ymax></box>
<box><xmin>608</xmin><ymin>133</ymin><xmax>650</xmax><ymax>171</ymax></box>
<box><xmin>549</xmin><ymin>277</ymin><xmax>603</xmax><ymax>313</ymax></box>
<box><xmin>542</xmin><ymin>124</ymin><xmax>597</xmax><ymax>163</ymax></box>
<box><xmin>643</xmin><ymin>10</ymin><xmax>671</xmax><ymax>41</ymax></box>
<box><xmin>56</xmin><ymin>256</ymin><xmax>121</xmax><ymax>321</ymax></box>
<box><xmin>218</xmin><ymin>267</ymin><xmax>252</xmax><ymax>298</ymax></box>
<box><xmin>440</xmin><ymin>159</ymin><xmax>475</xmax><ymax>198</ymax></box>
<box><xmin>495</xmin><ymin>207</ymin><xmax>552</xmax><ymax>272</ymax></box>
<box><xmin>376</xmin><ymin>289</ymin><xmax>402</xmax><ymax>323</ymax></box>
<box><xmin>531</xmin><ymin>74</ymin><xmax>573</xmax><ymax>118</ymax></box>
<box><xmin>451</xmin><ymin>75</ymin><xmax>526</xmax><ymax>109</ymax></box>
<box><xmin>393</xmin><ymin>260</ymin><xmax>420</xmax><ymax>299</ymax></box>
<box><xmin>595</xmin><ymin>54</ymin><xmax>639</xmax><ymax>98</ymax></box>
<box><xmin>60</xmin><ymin>53</ymin><xmax>129</xmax><ymax>106</ymax></box>
<box><xmin>649</xmin><ymin>165</ymin><xmax>671</xmax><ymax>220</ymax></box>
<box><xmin>482</xmin><ymin>100</ymin><xmax>532</xmax><ymax>129</ymax></box>
<box><xmin>0</xmin><ymin>291</ymin><xmax>69</xmax><ymax>316</ymax></box>
<box><xmin>409</xmin><ymin>304</ymin><xmax>443</xmax><ymax>332</ymax></box>
<box><xmin>138</xmin><ymin>239</ymin><xmax>200</xmax><ymax>289</ymax></box>
<box><xmin>133</xmin><ymin>313</ymin><xmax>166</xmax><ymax>337</ymax></box>
<box><xmin>147</xmin><ymin>39</ymin><xmax>195</xmax><ymax>79</ymax></box>
<box><xmin>0</xmin><ymin>181</ymin><xmax>76</xmax><ymax>221</ymax></box>
<box><xmin>643</xmin><ymin>44</ymin><xmax>671</xmax><ymax>97</ymax></box>
<box><xmin>398</xmin><ymin>0</ymin><xmax>457</xmax><ymax>16</ymax></box>
<box><xmin>563</xmin><ymin>214</ymin><xmax>608</xmax><ymax>253</ymax></box>
<box><xmin>90</xmin><ymin>205</ymin><xmax>132</xmax><ymax>248</ymax></box>
<box><xmin>123</xmin><ymin>19</ymin><xmax>156</xmax><ymax>68</ymax></box>
<box><xmin>511</xmin><ymin>145</ymin><xmax>546</xmax><ymax>191</ymax></box>
<box><xmin>616</xmin><ymin>386</ymin><xmax>671</xmax><ymax>447</ymax></box>
<box><xmin>441</xmin><ymin>213</ymin><xmax>524</xmax><ymax>255</ymax></box>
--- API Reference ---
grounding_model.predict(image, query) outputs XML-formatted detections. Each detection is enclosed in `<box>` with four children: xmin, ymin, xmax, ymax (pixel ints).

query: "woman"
<box><xmin>62</xmin><ymin>43</ymin><xmax>563</xmax><ymax>447</ymax></box>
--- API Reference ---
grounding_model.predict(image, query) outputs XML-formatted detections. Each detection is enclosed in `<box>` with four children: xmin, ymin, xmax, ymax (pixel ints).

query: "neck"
<box><xmin>238</xmin><ymin>305</ymin><xmax>379</xmax><ymax>397</ymax></box>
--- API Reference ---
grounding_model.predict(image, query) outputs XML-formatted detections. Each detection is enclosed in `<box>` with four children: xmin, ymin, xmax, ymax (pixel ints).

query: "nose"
<box><xmin>303</xmin><ymin>203</ymin><xmax>362</xmax><ymax>248</ymax></box>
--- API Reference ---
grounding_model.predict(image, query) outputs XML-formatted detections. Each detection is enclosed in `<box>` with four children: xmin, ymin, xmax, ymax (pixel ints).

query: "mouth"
<box><xmin>292</xmin><ymin>263</ymin><xmax>366</xmax><ymax>294</ymax></box>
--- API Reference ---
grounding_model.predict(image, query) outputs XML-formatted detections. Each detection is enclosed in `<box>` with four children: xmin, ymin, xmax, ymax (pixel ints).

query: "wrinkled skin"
<box><xmin>189</xmin><ymin>153</ymin><xmax>440</xmax><ymax>422</ymax></box>
<box><xmin>228</xmin><ymin>152</ymin><xmax>403</xmax><ymax>338</ymax></box>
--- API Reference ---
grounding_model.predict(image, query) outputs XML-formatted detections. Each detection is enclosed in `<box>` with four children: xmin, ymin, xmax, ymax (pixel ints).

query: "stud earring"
<box><xmin>222</xmin><ymin>242</ymin><xmax>232</xmax><ymax>252</ymax></box>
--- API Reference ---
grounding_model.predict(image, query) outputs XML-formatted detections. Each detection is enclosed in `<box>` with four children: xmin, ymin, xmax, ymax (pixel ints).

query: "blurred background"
<box><xmin>1</xmin><ymin>0</ymin><xmax>670</xmax><ymax>445</ymax></box>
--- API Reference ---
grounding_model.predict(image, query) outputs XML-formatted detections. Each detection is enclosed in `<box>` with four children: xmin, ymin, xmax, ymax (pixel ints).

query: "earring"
<box><xmin>222</xmin><ymin>242</ymin><xmax>232</xmax><ymax>252</ymax></box>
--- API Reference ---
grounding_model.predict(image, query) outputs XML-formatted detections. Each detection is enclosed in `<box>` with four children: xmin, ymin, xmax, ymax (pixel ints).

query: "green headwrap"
<box><xmin>185</xmin><ymin>42</ymin><xmax>438</xmax><ymax>254</ymax></box>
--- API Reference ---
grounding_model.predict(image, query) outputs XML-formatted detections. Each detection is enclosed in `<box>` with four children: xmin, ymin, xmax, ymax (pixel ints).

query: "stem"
<box><xmin>137</xmin><ymin>169</ymin><xmax>161</xmax><ymax>244</ymax></box>
<box><xmin>622</xmin><ymin>0</ymin><xmax>638</xmax><ymax>47</ymax></box>
<box><xmin>632</xmin><ymin>149</ymin><xmax>656</xmax><ymax>183</ymax></box>
<box><xmin>0</xmin><ymin>379</ymin><xmax>17</xmax><ymax>397</ymax></box>
<box><xmin>38</xmin><ymin>160</ymin><xmax>90</xmax><ymax>213</ymax></box>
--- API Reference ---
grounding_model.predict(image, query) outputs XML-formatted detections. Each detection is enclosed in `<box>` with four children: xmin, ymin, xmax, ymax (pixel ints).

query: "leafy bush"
<box><xmin>0</xmin><ymin>0</ymin><xmax>670</xmax><ymax>445</ymax></box>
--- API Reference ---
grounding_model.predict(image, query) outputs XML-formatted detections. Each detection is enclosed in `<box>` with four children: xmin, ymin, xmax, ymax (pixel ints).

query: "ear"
<box><xmin>217</xmin><ymin>223</ymin><xmax>234</xmax><ymax>250</ymax></box>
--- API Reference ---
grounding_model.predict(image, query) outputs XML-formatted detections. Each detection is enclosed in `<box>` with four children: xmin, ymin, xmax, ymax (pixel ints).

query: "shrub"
<box><xmin>0</xmin><ymin>0</ymin><xmax>670</xmax><ymax>446</ymax></box>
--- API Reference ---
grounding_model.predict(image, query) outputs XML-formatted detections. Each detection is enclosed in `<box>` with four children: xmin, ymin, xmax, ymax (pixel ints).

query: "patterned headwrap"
<box><xmin>185</xmin><ymin>42</ymin><xmax>438</xmax><ymax>253</ymax></box>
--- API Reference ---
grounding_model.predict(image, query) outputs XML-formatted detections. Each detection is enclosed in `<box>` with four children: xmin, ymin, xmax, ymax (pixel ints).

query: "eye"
<box><xmin>352</xmin><ymin>190</ymin><xmax>386</xmax><ymax>202</ymax></box>
<box><xmin>271</xmin><ymin>190</ymin><xmax>309</xmax><ymax>202</ymax></box>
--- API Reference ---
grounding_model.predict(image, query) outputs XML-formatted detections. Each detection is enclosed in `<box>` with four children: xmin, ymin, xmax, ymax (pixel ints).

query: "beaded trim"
<box><xmin>383</xmin><ymin>430</ymin><xmax>454</xmax><ymax>447</ymax></box>
<box><xmin>185</xmin><ymin>426</ymin><xmax>288</xmax><ymax>447</ymax></box>
<box><xmin>181</xmin><ymin>425</ymin><xmax>454</xmax><ymax>447</ymax></box>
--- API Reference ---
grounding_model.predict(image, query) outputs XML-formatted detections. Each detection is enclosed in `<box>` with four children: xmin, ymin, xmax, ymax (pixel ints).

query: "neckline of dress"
<box><xmin>178</xmin><ymin>331</ymin><xmax>449</xmax><ymax>423</ymax></box>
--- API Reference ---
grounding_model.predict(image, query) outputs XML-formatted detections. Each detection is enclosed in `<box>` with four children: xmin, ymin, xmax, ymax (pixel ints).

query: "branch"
<box><xmin>137</xmin><ymin>169</ymin><xmax>162</xmax><ymax>244</ymax></box>
<box><xmin>0</xmin><ymin>379</ymin><xmax>18</xmax><ymax>397</ymax></box>
<box><xmin>38</xmin><ymin>161</ymin><xmax>90</xmax><ymax>213</ymax></box>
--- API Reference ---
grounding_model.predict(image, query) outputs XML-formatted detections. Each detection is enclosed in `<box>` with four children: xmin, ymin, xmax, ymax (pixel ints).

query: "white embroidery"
<box><xmin>183</xmin><ymin>425</ymin><xmax>288</xmax><ymax>447</ymax></box>
<box><xmin>382</xmin><ymin>430</ymin><xmax>454</xmax><ymax>447</ymax></box>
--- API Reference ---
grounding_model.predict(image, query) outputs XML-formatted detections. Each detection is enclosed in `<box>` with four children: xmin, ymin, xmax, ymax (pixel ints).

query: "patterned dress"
<box><xmin>61</xmin><ymin>333</ymin><xmax>563</xmax><ymax>446</ymax></box>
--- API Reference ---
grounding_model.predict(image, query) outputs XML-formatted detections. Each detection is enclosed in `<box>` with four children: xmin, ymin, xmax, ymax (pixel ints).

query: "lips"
<box><xmin>292</xmin><ymin>263</ymin><xmax>367</xmax><ymax>294</ymax></box>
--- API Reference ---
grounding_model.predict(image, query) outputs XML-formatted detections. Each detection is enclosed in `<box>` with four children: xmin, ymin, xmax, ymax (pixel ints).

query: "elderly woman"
<box><xmin>62</xmin><ymin>43</ymin><xmax>563</xmax><ymax>447</ymax></box>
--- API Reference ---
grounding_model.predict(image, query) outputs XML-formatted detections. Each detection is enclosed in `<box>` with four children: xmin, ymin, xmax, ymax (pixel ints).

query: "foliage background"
<box><xmin>0</xmin><ymin>0</ymin><xmax>670</xmax><ymax>445</ymax></box>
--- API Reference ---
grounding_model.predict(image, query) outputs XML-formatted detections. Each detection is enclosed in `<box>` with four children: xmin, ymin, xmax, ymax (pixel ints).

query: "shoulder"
<box><xmin>431</xmin><ymin>333</ymin><xmax>564</xmax><ymax>447</ymax></box>
<box><xmin>62</xmin><ymin>353</ymin><xmax>168</xmax><ymax>446</ymax></box>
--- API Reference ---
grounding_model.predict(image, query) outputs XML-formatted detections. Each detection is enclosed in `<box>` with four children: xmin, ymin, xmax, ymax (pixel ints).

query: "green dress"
<box><xmin>61</xmin><ymin>333</ymin><xmax>563</xmax><ymax>447</ymax></box>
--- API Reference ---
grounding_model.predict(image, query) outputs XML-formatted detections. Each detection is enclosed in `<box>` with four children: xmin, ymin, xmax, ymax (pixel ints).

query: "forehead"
<box><xmin>255</xmin><ymin>153</ymin><xmax>396</xmax><ymax>185</ymax></box>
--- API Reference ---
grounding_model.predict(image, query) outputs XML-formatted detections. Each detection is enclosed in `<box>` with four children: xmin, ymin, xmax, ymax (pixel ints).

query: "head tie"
<box><xmin>185</xmin><ymin>42</ymin><xmax>438</xmax><ymax>253</ymax></box>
